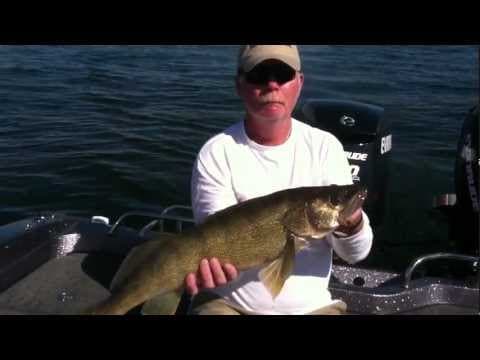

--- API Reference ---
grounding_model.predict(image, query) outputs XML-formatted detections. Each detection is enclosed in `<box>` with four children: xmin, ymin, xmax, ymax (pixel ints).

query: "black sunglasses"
<box><xmin>241</xmin><ymin>62</ymin><xmax>297</xmax><ymax>86</ymax></box>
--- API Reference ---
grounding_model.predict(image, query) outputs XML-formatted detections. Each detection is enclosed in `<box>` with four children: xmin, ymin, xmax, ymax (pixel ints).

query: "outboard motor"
<box><xmin>294</xmin><ymin>99</ymin><xmax>392</xmax><ymax>227</ymax></box>
<box><xmin>430</xmin><ymin>105</ymin><xmax>478</xmax><ymax>280</ymax></box>
<box><xmin>452</xmin><ymin>105</ymin><xmax>479</xmax><ymax>256</ymax></box>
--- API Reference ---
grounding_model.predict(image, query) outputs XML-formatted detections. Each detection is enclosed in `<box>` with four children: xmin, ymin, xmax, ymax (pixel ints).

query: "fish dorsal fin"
<box><xmin>281</xmin><ymin>203</ymin><xmax>316</xmax><ymax>237</ymax></box>
<box><xmin>141</xmin><ymin>290</ymin><xmax>183</xmax><ymax>315</ymax></box>
<box><xmin>258</xmin><ymin>233</ymin><xmax>296</xmax><ymax>299</ymax></box>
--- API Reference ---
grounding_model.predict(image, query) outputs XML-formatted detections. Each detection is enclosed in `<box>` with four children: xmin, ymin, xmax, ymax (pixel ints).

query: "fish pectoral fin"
<box><xmin>292</xmin><ymin>234</ymin><xmax>310</xmax><ymax>252</ymax></box>
<box><xmin>258</xmin><ymin>234</ymin><xmax>296</xmax><ymax>299</ymax></box>
<box><xmin>141</xmin><ymin>291</ymin><xmax>183</xmax><ymax>315</ymax></box>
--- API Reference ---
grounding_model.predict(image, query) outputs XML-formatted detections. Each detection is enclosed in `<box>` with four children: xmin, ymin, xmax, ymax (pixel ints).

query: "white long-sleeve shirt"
<box><xmin>191</xmin><ymin>118</ymin><xmax>373</xmax><ymax>314</ymax></box>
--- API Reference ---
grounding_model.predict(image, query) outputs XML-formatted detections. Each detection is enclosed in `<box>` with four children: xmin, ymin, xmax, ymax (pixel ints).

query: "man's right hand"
<box><xmin>184</xmin><ymin>258</ymin><xmax>238</xmax><ymax>296</ymax></box>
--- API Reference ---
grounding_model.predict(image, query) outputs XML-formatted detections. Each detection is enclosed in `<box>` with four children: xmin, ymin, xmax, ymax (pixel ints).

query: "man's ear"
<box><xmin>298</xmin><ymin>72</ymin><xmax>305</xmax><ymax>88</ymax></box>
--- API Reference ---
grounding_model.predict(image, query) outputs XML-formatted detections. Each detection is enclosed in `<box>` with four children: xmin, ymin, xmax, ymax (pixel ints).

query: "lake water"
<box><xmin>0</xmin><ymin>45</ymin><xmax>477</xmax><ymax>270</ymax></box>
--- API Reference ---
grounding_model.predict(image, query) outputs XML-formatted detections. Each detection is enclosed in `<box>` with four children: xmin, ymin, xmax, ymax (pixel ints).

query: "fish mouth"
<box><xmin>338</xmin><ymin>187</ymin><xmax>368</xmax><ymax>223</ymax></box>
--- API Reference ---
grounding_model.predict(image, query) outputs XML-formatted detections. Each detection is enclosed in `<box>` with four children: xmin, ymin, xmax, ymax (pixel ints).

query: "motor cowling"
<box><xmin>294</xmin><ymin>99</ymin><xmax>392</xmax><ymax>227</ymax></box>
<box><xmin>453</xmin><ymin>105</ymin><xmax>479</xmax><ymax>256</ymax></box>
<box><xmin>455</xmin><ymin>105</ymin><xmax>479</xmax><ymax>217</ymax></box>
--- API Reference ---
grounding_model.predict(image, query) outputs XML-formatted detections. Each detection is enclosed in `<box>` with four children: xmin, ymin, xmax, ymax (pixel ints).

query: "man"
<box><xmin>186</xmin><ymin>45</ymin><xmax>373</xmax><ymax>315</ymax></box>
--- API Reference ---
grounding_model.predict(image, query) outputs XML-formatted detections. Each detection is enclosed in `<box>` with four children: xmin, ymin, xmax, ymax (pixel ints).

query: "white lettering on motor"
<box><xmin>350</xmin><ymin>165</ymin><xmax>360</xmax><ymax>182</ymax></box>
<box><xmin>345</xmin><ymin>152</ymin><xmax>368</xmax><ymax>161</ymax></box>
<box><xmin>381</xmin><ymin>134</ymin><xmax>392</xmax><ymax>155</ymax></box>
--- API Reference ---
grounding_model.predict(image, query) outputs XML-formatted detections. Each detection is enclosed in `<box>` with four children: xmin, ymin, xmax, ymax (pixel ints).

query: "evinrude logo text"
<box><xmin>345</xmin><ymin>152</ymin><xmax>368</xmax><ymax>161</ymax></box>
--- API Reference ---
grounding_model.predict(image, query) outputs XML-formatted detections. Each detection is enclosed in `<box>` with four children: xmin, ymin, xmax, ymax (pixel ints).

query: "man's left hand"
<box><xmin>335</xmin><ymin>208</ymin><xmax>364</xmax><ymax>237</ymax></box>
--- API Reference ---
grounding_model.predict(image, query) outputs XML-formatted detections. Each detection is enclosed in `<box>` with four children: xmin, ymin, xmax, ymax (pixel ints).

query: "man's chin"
<box><xmin>257</xmin><ymin>108</ymin><xmax>287</xmax><ymax>121</ymax></box>
<box><xmin>261</xmin><ymin>102</ymin><xmax>284</xmax><ymax>112</ymax></box>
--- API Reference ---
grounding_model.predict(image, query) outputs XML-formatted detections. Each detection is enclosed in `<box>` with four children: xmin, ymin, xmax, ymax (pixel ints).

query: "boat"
<box><xmin>1</xmin><ymin>100</ymin><xmax>477</xmax><ymax>315</ymax></box>
<box><xmin>0</xmin><ymin>206</ymin><xmax>477</xmax><ymax>315</ymax></box>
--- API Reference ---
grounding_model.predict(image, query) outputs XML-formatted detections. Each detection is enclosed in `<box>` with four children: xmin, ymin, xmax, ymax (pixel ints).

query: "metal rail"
<box><xmin>404</xmin><ymin>253</ymin><xmax>479</xmax><ymax>289</ymax></box>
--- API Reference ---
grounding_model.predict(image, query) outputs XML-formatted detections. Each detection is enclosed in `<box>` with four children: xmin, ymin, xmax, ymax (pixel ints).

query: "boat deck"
<box><xmin>0</xmin><ymin>211</ymin><xmax>478</xmax><ymax>315</ymax></box>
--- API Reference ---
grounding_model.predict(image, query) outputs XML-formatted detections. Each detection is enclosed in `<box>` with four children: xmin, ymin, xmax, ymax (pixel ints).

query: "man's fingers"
<box><xmin>185</xmin><ymin>272</ymin><xmax>199</xmax><ymax>296</ymax></box>
<box><xmin>186</xmin><ymin>259</ymin><xmax>238</xmax><ymax>295</ymax></box>
<box><xmin>339</xmin><ymin>208</ymin><xmax>362</xmax><ymax>227</ymax></box>
<box><xmin>223</xmin><ymin>263</ymin><xmax>238</xmax><ymax>281</ymax></box>
<box><xmin>199</xmin><ymin>258</ymin><xmax>215</xmax><ymax>289</ymax></box>
<box><xmin>209</xmin><ymin>258</ymin><xmax>227</xmax><ymax>285</ymax></box>
<box><xmin>348</xmin><ymin>208</ymin><xmax>363</xmax><ymax>224</ymax></box>
<box><xmin>347</xmin><ymin>209</ymin><xmax>362</xmax><ymax>224</ymax></box>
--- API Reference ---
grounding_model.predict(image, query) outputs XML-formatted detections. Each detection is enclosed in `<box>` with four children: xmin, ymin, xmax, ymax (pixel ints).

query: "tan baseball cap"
<box><xmin>238</xmin><ymin>45</ymin><xmax>301</xmax><ymax>72</ymax></box>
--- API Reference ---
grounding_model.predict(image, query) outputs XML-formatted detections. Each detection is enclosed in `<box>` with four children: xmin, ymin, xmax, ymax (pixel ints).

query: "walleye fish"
<box><xmin>86</xmin><ymin>184</ymin><xmax>367</xmax><ymax>315</ymax></box>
